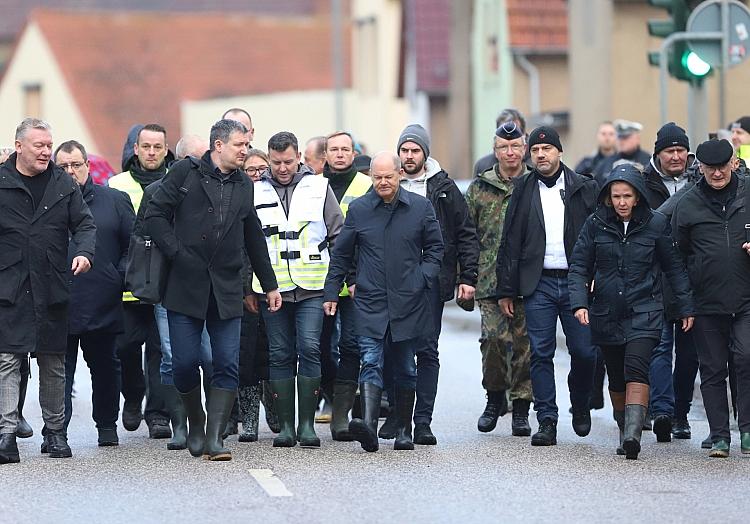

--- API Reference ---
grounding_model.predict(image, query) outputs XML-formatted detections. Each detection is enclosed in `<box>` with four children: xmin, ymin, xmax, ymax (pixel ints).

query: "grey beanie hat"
<box><xmin>397</xmin><ymin>124</ymin><xmax>431</xmax><ymax>158</ymax></box>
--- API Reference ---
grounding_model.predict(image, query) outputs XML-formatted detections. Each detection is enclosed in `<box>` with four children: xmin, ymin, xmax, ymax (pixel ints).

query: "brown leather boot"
<box><xmin>623</xmin><ymin>383</ymin><xmax>649</xmax><ymax>460</ymax></box>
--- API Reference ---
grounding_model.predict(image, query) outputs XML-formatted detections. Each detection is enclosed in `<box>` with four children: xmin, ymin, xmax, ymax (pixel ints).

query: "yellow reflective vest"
<box><xmin>108</xmin><ymin>171</ymin><xmax>146</xmax><ymax>302</ymax></box>
<box><xmin>251</xmin><ymin>175</ymin><xmax>331</xmax><ymax>293</ymax></box>
<box><xmin>337</xmin><ymin>172</ymin><xmax>372</xmax><ymax>297</ymax></box>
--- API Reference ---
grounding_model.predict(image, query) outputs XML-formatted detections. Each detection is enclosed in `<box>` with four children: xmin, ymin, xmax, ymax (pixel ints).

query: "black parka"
<box><xmin>671</xmin><ymin>173</ymin><xmax>750</xmax><ymax>315</ymax></box>
<box><xmin>0</xmin><ymin>154</ymin><xmax>96</xmax><ymax>354</ymax></box>
<box><xmin>68</xmin><ymin>177</ymin><xmax>134</xmax><ymax>335</ymax></box>
<box><xmin>144</xmin><ymin>153</ymin><xmax>277</xmax><ymax>320</ymax></box>
<box><xmin>568</xmin><ymin>166</ymin><xmax>693</xmax><ymax>346</ymax></box>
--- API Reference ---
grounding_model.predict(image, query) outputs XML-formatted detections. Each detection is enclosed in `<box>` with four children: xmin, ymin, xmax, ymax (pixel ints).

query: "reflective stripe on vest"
<box><xmin>338</xmin><ymin>173</ymin><xmax>372</xmax><ymax>297</ymax></box>
<box><xmin>109</xmin><ymin>172</ymin><xmax>145</xmax><ymax>302</ymax></box>
<box><xmin>251</xmin><ymin>175</ymin><xmax>331</xmax><ymax>293</ymax></box>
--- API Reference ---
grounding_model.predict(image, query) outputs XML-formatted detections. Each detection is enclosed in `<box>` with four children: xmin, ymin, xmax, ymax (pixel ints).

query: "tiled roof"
<box><xmin>0</xmin><ymin>0</ymin><xmax>324</xmax><ymax>42</ymax></box>
<box><xmin>506</xmin><ymin>0</ymin><xmax>568</xmax><ymax>52</ymax></box>
<box><xmin>28</xmin><ymin>8</ymin><xmax>349</xmax><ymax>166</ymax></box>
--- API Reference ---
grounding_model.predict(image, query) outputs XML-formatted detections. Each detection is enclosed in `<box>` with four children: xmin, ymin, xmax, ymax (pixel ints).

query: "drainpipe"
<box><xmin>514</xmin><ymin>53</ymin><xmax>539</xmax><ymax>117</ymax></box>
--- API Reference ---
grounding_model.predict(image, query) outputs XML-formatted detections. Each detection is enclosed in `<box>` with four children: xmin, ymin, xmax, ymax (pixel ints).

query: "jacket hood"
<box><xmin>648</xmin><ymin>152</ymin><xmax>697</xmax><ymax>178</ymax></box>
<box><xmin>121</xmin><ymin>123</ymin><xmax>176</xmax><ymax>172</ymax></box>
<box><xmin>598</xmin><ymin>163</ymin><xmax>650</xmax><ymax>209</ymax></box>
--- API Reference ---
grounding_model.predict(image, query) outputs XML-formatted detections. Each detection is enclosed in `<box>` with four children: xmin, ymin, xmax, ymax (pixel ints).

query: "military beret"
<box><xmin>695</xmin><ymin>138</ymin><xmax>734</xmax><ymax>166</ymax></box>
<box><xmin>495</xmin><ymin>120</ymin><xmax>523</xmax><ymax>141</ymax></box>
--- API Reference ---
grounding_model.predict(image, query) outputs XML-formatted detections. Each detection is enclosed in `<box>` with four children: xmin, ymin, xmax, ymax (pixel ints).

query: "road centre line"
<box><xmin>250</xmin><ymin>469</ymin><xmax>293</xmax><ymax>497</ymax></box>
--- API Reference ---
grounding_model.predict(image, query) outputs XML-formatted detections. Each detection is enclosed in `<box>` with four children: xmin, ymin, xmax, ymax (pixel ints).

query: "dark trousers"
<box><xmin>600</xmin><ymin>338</ymin><xmax>658</xmax><ymax>392</ymax></box>
<box><xmin>319</xmin><ymin>307</ymin><xmax>339</xmax><ymax>388</ymax></box>
<box><xmin>691</xmin><ymin>313</ymin><xmax>750</xmax><ymax>443</ymax></box>
<box><xmin>239</xmin><ymin>310</ymin><xmax>269</xmax><ymax>387</ymax></box>
<box><xmin>335</xmin><ymin>297</ymin><xmax>360</xmax><ymax>384</ymax></box>
<box><xmin>414</xmin><ymin>279</ymin><xmax>443</xmax><ymax>425</ymax></box>
<box><xmin>116</xmin><ymin>303</ymin><xmax>167</xmax><ymax>423</ymax></box>
<box><xmin>65</xmin><ymin>332</ymin><xmax>122</xmax><ymax>430</ymax></box>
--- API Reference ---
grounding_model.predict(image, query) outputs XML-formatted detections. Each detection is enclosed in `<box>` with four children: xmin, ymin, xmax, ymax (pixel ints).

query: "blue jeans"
<box><xmin>650</xmin><ymin>316</ymin><xmax>675</xmax><ymax>417</ymax></box>
<box><xmin>154</xmin><ymin>303</ymin><xmax>213</xmax><ymax>386</ymax></box>
<box><xmin>650</xmin><ymin>317</ymin><xmax>700</xmax><ymax>419</ymax></box>
<box><xmin>524</xmin><ymin>275</ymin><xmax>595</xmax><ymax>422</ymax></box>
<box><xmin>261</xmin><ymin>297</ymin><xmax>324</xmax><ymax>379</ymax></box>
<box><xmin>167</xmin><ymin>309</ymin><xmax>241</xmax><ymax>392</ymax></box>
<box><xmin>359</xmin><ymin>329</ymin><xmax>417</xmax><ymax>390</ymax></box>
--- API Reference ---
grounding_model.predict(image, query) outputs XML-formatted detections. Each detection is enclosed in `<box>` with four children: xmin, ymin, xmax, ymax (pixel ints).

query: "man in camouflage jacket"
<box><xmin>465</xmin><ymin>121</ymin><xmax>532</xmax><ymax>437</ymax></box>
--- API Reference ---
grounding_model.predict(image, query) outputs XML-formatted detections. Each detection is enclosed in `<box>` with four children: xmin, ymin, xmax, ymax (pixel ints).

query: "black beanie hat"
<box><xmin>732</xmin><ymin>116</ymin><xmax>750</xmax><ymax>134</ymax></box>
<box><xmin>654</xmin><ymin>122</ymin><xmax>690</xmax><ymax>155</ymax></box>
<box><xmin>528</xmin><ymin>126</ymin><xmax>563</xmax><ymax>152</ymax></box>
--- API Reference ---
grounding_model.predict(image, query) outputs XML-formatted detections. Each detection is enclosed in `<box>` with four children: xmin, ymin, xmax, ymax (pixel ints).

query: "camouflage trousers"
<box><xmin>478</xmin><ymin>298</ymin><xmax>532</xmax><ymax>401</ymax></box>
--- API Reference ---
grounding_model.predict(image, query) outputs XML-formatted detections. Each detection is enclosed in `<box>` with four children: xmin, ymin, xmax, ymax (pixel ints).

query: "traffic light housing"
<box><xmin>647</xmin><ymin>0</ymin><xmax>712</xmax><ymax>82</ymax></box>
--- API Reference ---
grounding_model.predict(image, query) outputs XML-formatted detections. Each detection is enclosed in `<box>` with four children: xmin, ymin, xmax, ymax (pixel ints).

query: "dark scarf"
<box><xmin>129</xmin><ymin>159</ymin><xmax>166</xmax><ymax>188</ymax></box>
<box><xmin>323</xmin><ymin>162</ymin><xmax>357</xmax><ymax>203</ymax></box>
<box><xmin>537</xmin><ymin>164</ymin><xmax>563</xmax><ymax>188</ymax></box>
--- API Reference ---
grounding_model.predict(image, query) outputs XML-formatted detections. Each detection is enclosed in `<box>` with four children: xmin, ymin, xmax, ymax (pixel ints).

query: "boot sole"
<box><xmin>0</xmin><ymin>455</ymin><xmax>20</xmax><ymax>464</ymax></box>
<box><xmin>477</xmin><ymin>418</ymin><xmax>499</xmax><ymax>433</ymax></box>
<box><xmin>394</xmin><ymin>441</ymin><xmax>414</xmax><ymax>450</ymax></box>
<box><xmin>349</xmin><ymin>421</ymin><xmax>379</xmax><ymax>452</ymax></box>
<box><xmin>273</xmin><ymin>438</ymin><xmax>297</xmax><ymax>448</ymax></box>
<box><xmin>299</xmin><ymin>439</ymin><xmax>321</xmax><ymax>448</ymax></box>
<box><xmin>708</xmin><ymin>450</ymin><xmax>729</xmax><ymax>458</ymax></box>
<box><xmin>331</xmin><ymin>431</ymin><xmax>354</xmax><ymax>442</ymax></box>
<box><xmin>741</xmin><ymin>448</ymin><xmax>750</xmax><ymax>454</ymax></box>
<box><xmin>530</xmin><ymin>438</ymin><xmax>557</xmax><ymax>446</ymax></box>
<box><xmin>238</xmin><ymin>434</ymin><xmax>258</xmax><ymax>443</ymax></box>
<box><xmin>15</xmin><ymin>431</ymin><xmax>33</xmax><ymax>439</ymax></box>
<box><xmin>99</xmin><ymin>441</ymin><xmax>119</xmax><ymax>447</ymax></box>
<box><xmin>48</xmin><ymin>451</ymin><xmax>73</xmax><ymax>458</ymax></box>
<box><xmin>653</xmin><ymin>418</ymin><xmax>672</xmax><ymax>443</ymax></box>
<box><xmin>206</xmin><ymin>452</ymin><xmax>232</xmax><ymax>461</ymax></box>
<box><xmin>623</xmin><ymin>438</ymin><xmax>640</xmax><ymax>459</ymax></box>
<box><xmin>167</xmin><ymin>442</ymin><xmax>187</xmax><ymax>450</ymax></box>
<box><xmin>512</xmin><ymin>427</ymin><xmax>532</xmax><ymax>437</ymax></box>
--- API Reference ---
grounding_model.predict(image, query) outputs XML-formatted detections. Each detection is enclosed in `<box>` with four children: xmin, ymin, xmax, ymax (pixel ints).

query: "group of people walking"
<box><xmin>0</xmin><ymin>105</ymin><xmax>747</xmax><ymax>465</ymax></box>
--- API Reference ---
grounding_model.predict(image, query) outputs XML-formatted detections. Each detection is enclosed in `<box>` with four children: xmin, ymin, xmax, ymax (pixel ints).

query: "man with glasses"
<box><xmin>473</xmin><ymin>108</ymin><xmax>528</xmax><ymax>176</ymax></box>
<box><xmin>466</xmin><ymin>121</ymin><xmax>532</xmax><ymax>437</ymax></box>
<box><xmin>55</xmin><ymin>140</ymin><xmax>135</xmax><ymax>447</ymax></box>
<box><xmin>671</xmin><ymin>138</ymin><xmax>750</xmax><ymax>457</ymax></box>
<box><xmin>496</xmin><ymin>126</ymin><xmax>598</xmax><ymax>446</ymax></box>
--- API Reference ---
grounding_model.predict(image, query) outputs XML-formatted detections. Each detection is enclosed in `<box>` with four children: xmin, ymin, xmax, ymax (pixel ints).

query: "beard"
<box><xmin>403</xmin><ymin>158</ymin><xmax>425</xmax><ymax>176</ymax></box>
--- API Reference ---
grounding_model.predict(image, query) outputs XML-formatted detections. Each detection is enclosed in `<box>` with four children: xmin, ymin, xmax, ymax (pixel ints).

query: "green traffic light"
<box><xmin>682</xmin><ymin>50</ymin><xmax>711</xmax><ymax>77</ymax></box>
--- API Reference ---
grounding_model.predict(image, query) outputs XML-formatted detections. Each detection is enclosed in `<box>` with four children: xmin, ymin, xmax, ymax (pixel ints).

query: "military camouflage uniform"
<box><xmin>465</xmin><ymin>164</ymin><xmax>532</xmax><ymax>401</ymax></box>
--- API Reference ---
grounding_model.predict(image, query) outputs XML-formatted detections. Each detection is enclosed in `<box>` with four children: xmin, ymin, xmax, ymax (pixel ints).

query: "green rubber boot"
<box><xmin>179</xmin><ymin>386</ymin><xmax>206</xmax><ymax>458</ymax></box>
<box><xmin>204</xmin><ymin>387</ymin><xmax>236</xmax><ymax>461</ymax></box>
<box><xmin>297</xmin><ymin>376</ymin><xmax>321</xmax><ymax>448</ymax></box>
<box><xmin>270</xmin><ymin>378</ymin><xmax>296</xmax><ymax>447</ymax></box>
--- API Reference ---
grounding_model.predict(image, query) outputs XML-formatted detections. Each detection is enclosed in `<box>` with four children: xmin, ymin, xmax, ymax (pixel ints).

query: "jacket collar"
<box><xmin>367</xmin><ymin>186</ymin><xmax>411</xmax><ymax>209</ymax></box>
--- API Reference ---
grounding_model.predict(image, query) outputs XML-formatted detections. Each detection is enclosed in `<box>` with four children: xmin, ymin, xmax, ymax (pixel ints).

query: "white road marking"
<box><xmin>250</xmin><ymin>469</ymin><xmax>293</xmax><ymax>497</ymax></box>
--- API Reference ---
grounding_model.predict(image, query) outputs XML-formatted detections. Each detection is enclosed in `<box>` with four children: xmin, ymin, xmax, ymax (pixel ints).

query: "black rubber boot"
<box><xmin>623</xmin><ymin>382</ymin><xmax>649</xmax><ymax>460</ymax></box>
<box><xmin>270</xmin><ymin>378</ymin><xmax>296</xmax><ymax>447</ymax></box>
<box><xmin>378</xmin><ymin>408</ymin><xmax>399</xmax><ymax>440</ymax></box>
<box><xmin>222</xmin><ymin>398</ymin><xmax>240</xmax><ymax>439</ymax></box>
<box><xmin>511</xmin><ymin>399</ymin><xmax>532</xmax><ymax>437</ymax></box>
<box><xmin>331</xmin><ymin>381</ymin><xmax>357</xmax><ymax>441</ymax></box>
<box><xmin>162</xmin><ymin>384</ymin><xmax>187</xmax><ymax>451</ymax></box>
<box><xmin>179</xmin><ymin>386</ymin><xmax>206</xmax><ymax>458</ymax></box>
<box><xmin>610</xmin><ymin>390</ymin><xmax>626</xmax><ymax>456</ymax></box>
<box><xmin>297</xmin><ymin>376</ymin><xmax>321</xmax><ymax>448</ymax></box>
<box><xmin>349</xmin><ymin>383</ymin><xmax>382</xmax><ymax>452</ymax></box>
<box><xmin>477</xmin><ymin>390</ymin><xmax>507</xmax><ymax>433</ymax></box>
<box><xmin>238</xmin><ymin>383</ymin><xmax>261</xmax><ymax>443</ymax></box>
<box><xmin>262</xmin><ymin>380</ymin><xmax>281</xmax><ymax>433</ymax></box>
<box><xmin>204</xmin><ymin>387</ymin><xmax>236</xmax><ymax>461</ymax></box>
<box><xmin>393</xmin><ymin>387</ymin><xmax>416</xmax><ymax>451</ymax></box>
<box><xmin>0</xmin><ymin>433</ymin><xmax>20</xmax><ymax>464</ymax></box>
<box><xmin>653</xmin><ymin>414</ymin><xmax>672</xmax><ymax>443</ymax></box>
<box><xmin>16</xmin><ymin>370</ymin><xmax>33</xmax><ymax>439</ymax></box>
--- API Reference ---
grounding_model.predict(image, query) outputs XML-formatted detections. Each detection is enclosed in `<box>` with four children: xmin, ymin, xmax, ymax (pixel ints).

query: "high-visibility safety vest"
<box><xmin>337</xmin><ymin>172</ymin><xmax>372</xmax><ymax>297</ymax></box>
<box><xmin>251</xmin><ymin>175</ymin><xmax>332</xmax><ymax>294</ymax></box>
<box><xmin>108</xmin><ymin>171</ymin><xmax>146</xmax><ymax>302</ymax></box>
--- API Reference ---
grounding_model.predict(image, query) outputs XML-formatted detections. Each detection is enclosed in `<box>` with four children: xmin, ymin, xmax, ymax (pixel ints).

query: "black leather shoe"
<box><xmin>46</xmin><ymin>431</ymin><xmax>72</xmax><ymax>458</ymax></box>
<box><xmin>413</xmin><ymin>423</ymin><xmax>437</xmax><ymax>445</ymax></box>
<box><xmin>511</xmin><ymin>399</ymin><xmax>531</xmax><ymax>437</ymax></box>
<box><xmin>0</xmin><ymin>433</ymin><xmax>20</xmax><ymax>464</ymax></box>
<box><xmin>571</xmin><ymin>409</ymin><xmax>591</xmax><ymax>437</ymax></box>
<box><xmin>147</xmin><ymin>419</ymin><xmax>172</xmax><ymax>439</ymax></box>
<box><xmin>122</xmin><ymin>401</ymin><xmax>143</xmax><ymax>431</ymax></box>
<box><xmin>531</xmin><ymin>419</ymin><xmax>557</xmax><ymax>446</ymax></box>
<box><xmin>653</xmin><ymin>415</ymin><xmax>672</xmax><ymax>442</ymax></box>
<box><xmin>15</xmin><ymin>416</ymin><xmax>33</xmax><ymax>439</ymax></box>
<box><xmin>477</xmin><ymin>390</ymin><xmax>507</xmax><ymax>433</ymax></box>
<box><xmin>97</xmin><ymin>427</ymin><xmax>119</xmax><ymax>447</ymax></box>
<box><xmin>671</xmin><ymin>418</ymin><xmax>691</xmax><ymax>439</ymax></box>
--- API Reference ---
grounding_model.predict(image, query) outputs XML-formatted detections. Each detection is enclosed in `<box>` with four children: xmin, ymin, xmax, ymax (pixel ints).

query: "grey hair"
<box><xmin>175</xmin><ymin>134</ymin><xmax>208</xmax><ymax>159</ymax></box>
<box><xmin>15</xmin><ymin>117</ymin><xmax>52</xmax><ymax>141</ymax></box>
<box><xmin>370</xmin><ymin>151</ymin><xmax>402</xmax><ymax>172</ymax></box>
<box><xmin>209</xmin><ymin>119</ymin><xmax>247</xmax><ymax>151</ymax></box>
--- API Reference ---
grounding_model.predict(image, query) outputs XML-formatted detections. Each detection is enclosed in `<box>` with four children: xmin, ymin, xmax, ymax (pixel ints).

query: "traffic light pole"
<box><xmin>659</xmin><ymin>31</ymin><xmax>723</xmax><ymax>124</ymax></box>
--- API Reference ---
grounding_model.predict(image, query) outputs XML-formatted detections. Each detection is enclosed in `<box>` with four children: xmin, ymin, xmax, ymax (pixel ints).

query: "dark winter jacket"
<box><xmin>68</xmin><ymin>177</ymin><xmax>135</xmax><ymax>335</ymax></box>
<box><xmin>642</xmin><ymin>154</ymin><xmax>699</xmax><ymax>210</ymax></box>
<box><xmin>145</xmin><ymin>152</ymin><xmax>277</xmax><ymax>320</ymax></box>
<box><xmin>593</xmin><ymin>147</ymin><xmax>652</xmax><ymax>188</ymax></box>
<box><xmin>323</xmin><ymin>188</ymin><xmax>444</xmax><ymax>342</ymax></box>
<box><xmin>496</xmin><ymin>164</ymin><xmax>598</xmax><ymax>298</ymax></box>
<box><xmin>425</xmin><ymin>167</ymin><xmax>479</xmax><ymax>301</ymax></box>
<box><xmin>575</xmin><ymin>150</ymin><xmax>610</xmax><ymax>177</ymax></box>
<box><xmin>568</xmin><ymin>166</ymin><xmax>693</xmax><ymax>345</ymax></box>
<box><xmin>0</xmin><ymin>154</ymin><xmax>96</xmax><ymax>354</ymax></box>
<box><xmin>671</xmin><ymin>173</ymin><xmax>750</xmax><ymax>315</ymax></box>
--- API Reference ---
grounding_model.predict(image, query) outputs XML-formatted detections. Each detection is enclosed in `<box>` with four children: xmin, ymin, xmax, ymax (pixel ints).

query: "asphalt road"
<box><xmin>3</xmin><ymin>304</ymin><xmax>748</xmax><ymax>523</ymax></box>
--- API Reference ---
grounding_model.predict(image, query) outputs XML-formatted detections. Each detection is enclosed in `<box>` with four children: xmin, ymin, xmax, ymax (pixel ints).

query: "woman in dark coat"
<box><xmin>568</xmin><ymin>164</ymin><xmax>694</xmax><ymax>460</ymax></box>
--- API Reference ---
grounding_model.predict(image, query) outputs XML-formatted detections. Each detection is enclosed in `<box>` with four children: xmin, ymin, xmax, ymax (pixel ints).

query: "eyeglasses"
<box><xmin>245</xmin><ymin>166</ymin><xmax>268</xmax><ymax>175</ymax></box>
<box><xmin>494</xmin><ymin>144</ymin><xmax>525</xmax><ymax>153</ymax></box>
<box><xmin>57</xmin><ymin>162</ymin><xmax>86</xmax><ymax>171</ymax></box>
<box><xmin>701</xmin><ymin>163</ymin><xmax>730</xmax><ymax>175</ymax></box>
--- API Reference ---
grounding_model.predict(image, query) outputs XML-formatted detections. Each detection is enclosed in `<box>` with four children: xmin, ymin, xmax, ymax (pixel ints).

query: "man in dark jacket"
<box><xmin>145</xmin><ymin>119</ymin><xmax>280</xmax><ymax>461</ymax></box>
<box><xmin>496</xmin><ymin>126</ymin><xmax>598</xmax><ymax>446</ymax></box>
<box><xmin>593</xmin><ymin>119</ymin><xmax>651</xmax><ymax>188</ymax></box>
<box><xmin>55</xmin><ymin>140</ymin><xmax>135</xmax><ymax>447</ymax></box>
<box><xmin>574</xmin><ymin>121</ymin><xmax>617</xmax><ymax>176</ymax></box>
<box><xmin>384</xmin><ymin>124</ymin><xmax>478</xmax><ymax>446</ymax></box>
<box><xmin>323</xmin><ymin>152</ymin><xmax>444</xmax><ymax>452</ymax></box>
<box><xmin>0</xmin><ymin>119</ymin><xmax>96</xmax><ymax>464</ymax></box>
<box><xmin>671</xmin><ymin>138</ymin><xmax>750</xmax><ymax>457</ymax></box>
<box><xmin>641</xmin><ymin>122</ymin><xmax>702</xmax><ymax>443</ymax></box>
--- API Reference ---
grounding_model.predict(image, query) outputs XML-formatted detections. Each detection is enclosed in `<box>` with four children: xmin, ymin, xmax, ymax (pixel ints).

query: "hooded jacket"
<box><xmin>567</xmin><ymin>166</ymin><xmax>693</xmax><ymax>345</ymax></box>
<box><xmin>643</xmin><ymin>153</ymin><xmax>699</xmax><ymax>210</ymax></box>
